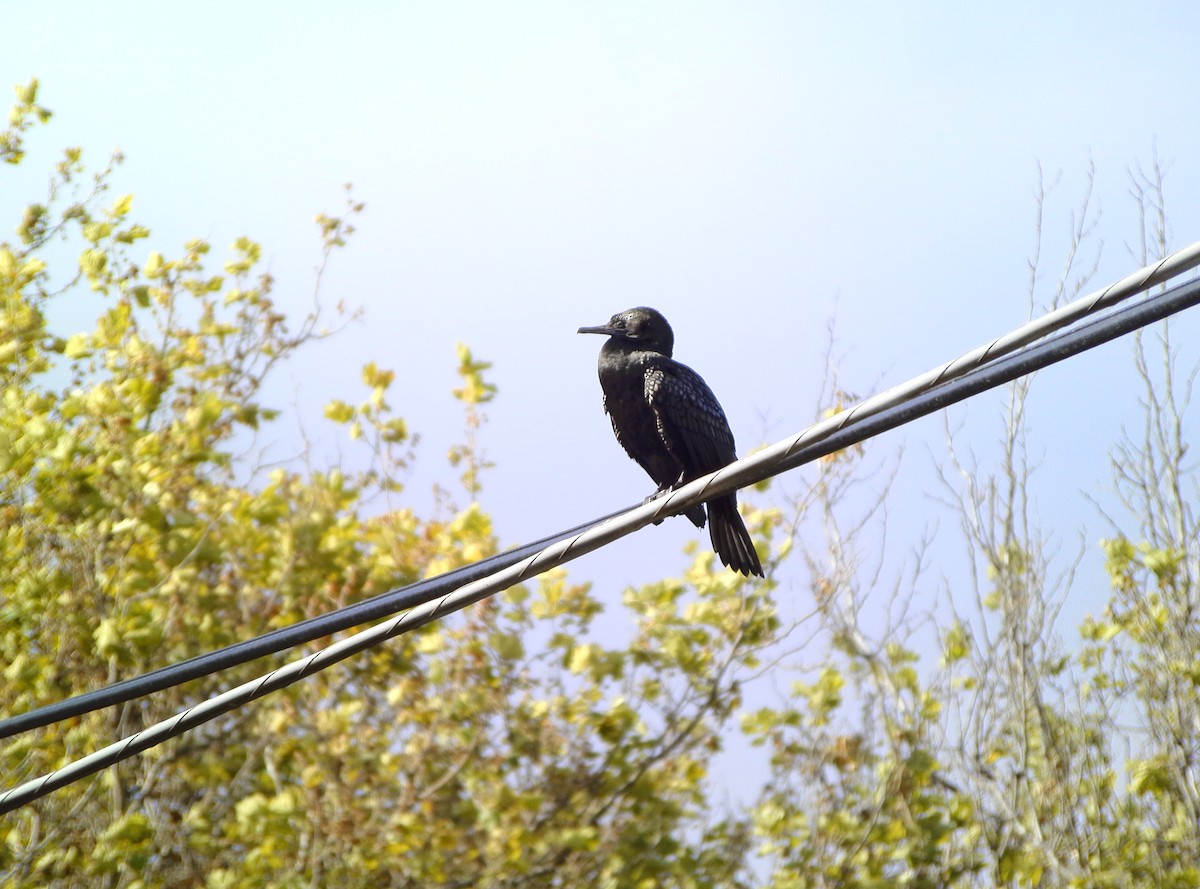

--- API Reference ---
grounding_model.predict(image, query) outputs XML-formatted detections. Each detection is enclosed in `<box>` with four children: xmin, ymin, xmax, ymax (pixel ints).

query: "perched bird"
<box><xmin>578</xmin><ymin>306</ymin><xmax>763</xmax><ymax>577</ymax></box>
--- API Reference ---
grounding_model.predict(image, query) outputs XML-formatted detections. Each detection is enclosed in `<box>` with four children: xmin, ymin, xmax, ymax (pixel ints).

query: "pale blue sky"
<box><xmin>7</xmin><ymin>2</ymin><xmax>1200</xmax><ymax>617</ymax></box>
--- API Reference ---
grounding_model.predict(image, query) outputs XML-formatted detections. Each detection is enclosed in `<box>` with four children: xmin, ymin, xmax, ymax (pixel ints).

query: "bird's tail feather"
<box><xmin>707</xmin><ymin>496</ymin><xmax>763</xmax><ymax>578</ymax></box>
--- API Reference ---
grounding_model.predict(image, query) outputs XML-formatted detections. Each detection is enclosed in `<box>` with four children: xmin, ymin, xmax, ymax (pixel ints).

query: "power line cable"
<box><xmin>5</xmin><ymin>241</ymin><xmax>1198</xmax><ymax>742</ymax></box>
<box><xmin>0</xmin><ymin>511</ymin><xmax>627</xmax><ymax>740</ymax></box>
<box><xmin>5</xmin><ymin>265</ymin><xmax>1200</xmax><ymax>813</ymax></box>
<box><xmin>789</xmin><ymin>240</ymin><xmax>1200</xmax><ymax>442</ymax></box>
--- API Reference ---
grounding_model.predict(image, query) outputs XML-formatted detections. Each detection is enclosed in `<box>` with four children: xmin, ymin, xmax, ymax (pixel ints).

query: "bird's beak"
<box><xmin>577</xmin><ymin>324</ymin><xmax>617</xmax><ymax>336</ymax></box>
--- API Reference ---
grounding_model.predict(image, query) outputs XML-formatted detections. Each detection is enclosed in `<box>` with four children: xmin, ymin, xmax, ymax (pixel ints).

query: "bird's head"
<box><xmin>577</xmin><ymin>306</ymin><xmax>674</xmax><ymax>357</ymax></box>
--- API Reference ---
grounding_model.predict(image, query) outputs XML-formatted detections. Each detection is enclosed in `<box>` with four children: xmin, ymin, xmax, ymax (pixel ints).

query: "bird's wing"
<box><xmin>600</xmin><ymin>392</ymin><xmax>630</xmax><ymax>453</ymax></box>
<box><xmin>644</xmin><ymin>361</ymin><xmax>736</xmax><ymax>476</ymax></box>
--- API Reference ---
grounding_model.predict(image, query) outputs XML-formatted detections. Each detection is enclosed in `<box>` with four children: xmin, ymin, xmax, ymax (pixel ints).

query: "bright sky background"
<box><xmin>8</xmin><ymin>1</ymin><xmax>1200</xmax><ymax>711</ymax></box>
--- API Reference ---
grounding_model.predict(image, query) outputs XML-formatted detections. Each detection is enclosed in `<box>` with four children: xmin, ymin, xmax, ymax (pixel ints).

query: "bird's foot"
<box><xmin>643</xmin><ymin>487</ymin><xmax>674</xmax><ymax>525</ymax></box>
<box><xmin>643</xmin><ymin>486</ymin><xmax>670</xmax><ymax>503</ymax></box>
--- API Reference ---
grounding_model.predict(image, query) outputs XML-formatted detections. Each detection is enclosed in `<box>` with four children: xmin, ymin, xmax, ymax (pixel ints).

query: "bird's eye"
<box><xmin>611</xmin><ymin>317</ymin><xmax>627</xmax><ymax>329</ymax></box>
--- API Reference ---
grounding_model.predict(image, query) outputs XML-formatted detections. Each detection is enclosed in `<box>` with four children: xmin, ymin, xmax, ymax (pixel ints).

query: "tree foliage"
<box><xmin>2</xmin><ymin>81</ymin><xmax>1199</xmax><ymax>888</ymax></box>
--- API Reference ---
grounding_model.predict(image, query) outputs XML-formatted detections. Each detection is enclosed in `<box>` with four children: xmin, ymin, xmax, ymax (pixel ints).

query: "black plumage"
<box><xmin>578</xmin><ymin>306</ymin><xmax>764</xmax><ymax>577</ymax></box>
